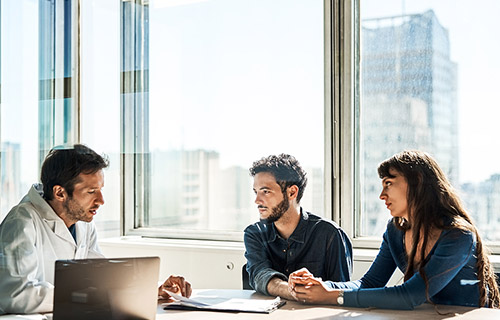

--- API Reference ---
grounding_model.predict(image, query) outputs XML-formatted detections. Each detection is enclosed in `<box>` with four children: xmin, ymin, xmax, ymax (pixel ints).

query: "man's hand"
<box><xmin>158</xmin><ymin>275</ymin><xmax>192</xmax><ymax>301</ymax></box>
<box><xmin>267</xmin><ymin>277</ymin><xmax>297</xmax><ymax>301</ymax></box>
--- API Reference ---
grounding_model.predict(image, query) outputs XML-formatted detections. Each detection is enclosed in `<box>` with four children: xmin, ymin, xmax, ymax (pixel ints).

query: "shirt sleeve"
<box><xmin>0</xmin><ymin>214</ymin><xmax>54</xmax><ymax>314</ymax></box>
<box><xmin>324</xmin><ymin>226</ymin><xmax>353</xmax><ymax>282</ymax></box>
<box><xmin>342</xmin><ymin>228</ymin><xmax>475</xmax><ymax>310</ymax></box>
<box><xmin>243</xmin><ymin>226</ymin><xmax>287</xmax><ymax>295</ymax></box>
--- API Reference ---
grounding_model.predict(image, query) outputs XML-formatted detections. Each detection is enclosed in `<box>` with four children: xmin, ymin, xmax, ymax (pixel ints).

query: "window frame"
<box><xmin>119</xmin><ymin>0</ymin><xmax>500</xmax><ymax>254</ymax></box>
<box><xmin>121</xmin><ymin>0</ymin><xmax>334</xmax><ymax>241</ymax></box>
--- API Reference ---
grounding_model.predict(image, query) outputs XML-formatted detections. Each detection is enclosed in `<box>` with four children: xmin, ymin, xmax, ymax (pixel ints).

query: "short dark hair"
<box><xmin>249</xmin><ymin>154</ymin><xmax>307</xmax><ymax>203</ymax></box>
<box><xmin>41</xmin><ymin>144</ymin><xmax>109</xmax><ymax>200</ymax></box>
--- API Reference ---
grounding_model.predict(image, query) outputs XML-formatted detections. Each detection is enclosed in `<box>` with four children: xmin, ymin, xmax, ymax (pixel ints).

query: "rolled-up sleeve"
<box><xmin>244</xmin><ymin>226</ymin><xmax>286</xmax><ymax>295</ymax></box>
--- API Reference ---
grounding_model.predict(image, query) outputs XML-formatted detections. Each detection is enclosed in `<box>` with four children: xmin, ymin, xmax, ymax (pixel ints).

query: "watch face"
<box><xmin>337</xmin><ymin>296</ymin><xmax>344</xmax><ymax>305</ymax></box>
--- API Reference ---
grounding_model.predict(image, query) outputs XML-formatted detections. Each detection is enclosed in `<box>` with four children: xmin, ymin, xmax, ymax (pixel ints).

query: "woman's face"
<box><xmin>379</xmin><ymin>168</ymin><xmax>409</xmax><ymax>219</ymax></box>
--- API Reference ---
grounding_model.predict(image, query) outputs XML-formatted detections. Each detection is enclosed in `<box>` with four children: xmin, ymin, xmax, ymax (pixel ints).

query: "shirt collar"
<box><xmin>267</xmin><ymin>207</ymin><xmax>309</xmax><ymax>244</ymax></box>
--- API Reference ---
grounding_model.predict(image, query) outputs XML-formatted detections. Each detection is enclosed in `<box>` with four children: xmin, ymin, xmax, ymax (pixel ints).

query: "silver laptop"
<box><xmin>53</xmin><ymin>256</ymin><xmax>160</xmax><ymax>320</ymax></box>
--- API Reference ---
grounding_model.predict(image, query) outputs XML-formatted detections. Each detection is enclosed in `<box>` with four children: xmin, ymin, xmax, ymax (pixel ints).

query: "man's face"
<box><xmin>63</xmin><ymin>170</ymin><xmax>105</xmax><ymax>224</ymax></box>
<box><xmin>253</xmin><ymin>172</ymin><xmax>290</xmax><ymax>223</ymax></box>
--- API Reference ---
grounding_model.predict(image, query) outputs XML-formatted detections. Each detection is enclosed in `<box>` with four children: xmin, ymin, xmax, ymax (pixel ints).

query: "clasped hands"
<box><xmin>288</xmin><ymin>268</ymin><xmax>340</xmax><ymax>304</ymax></box>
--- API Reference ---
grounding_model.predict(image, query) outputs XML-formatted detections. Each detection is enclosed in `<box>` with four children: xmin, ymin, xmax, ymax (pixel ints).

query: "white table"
<box><xmin>156</xmin><ymin>289</ymin><xmax>500</xmax><ymax>320</ymax></box>
<box><xmin>1</xmin><ymin>289</ymin><xmax>499</xmax><ymax>319</ymax></box>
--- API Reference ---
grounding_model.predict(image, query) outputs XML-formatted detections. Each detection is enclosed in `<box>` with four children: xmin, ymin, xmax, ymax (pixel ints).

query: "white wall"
<box><xmin>98</xmin><ymin>238</ymin><xmax>404</xmax><ymax>289</ymax></box>
<box><xmin>99</xmin><ymin>237</ymin><xmax>247</xmax><ymax>289</ymax></box>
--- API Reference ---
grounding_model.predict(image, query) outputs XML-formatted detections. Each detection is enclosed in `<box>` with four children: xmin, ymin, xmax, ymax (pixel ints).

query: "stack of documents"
<box><xmin>163</xmin><ymin>290</ymin><xmax>285</xmax><ymax>314</ymax></box>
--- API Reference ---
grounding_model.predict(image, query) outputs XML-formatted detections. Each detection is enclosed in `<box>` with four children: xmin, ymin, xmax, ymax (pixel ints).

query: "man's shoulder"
<box><xmin>2</xmin><ymin>201</ymin><xmax>40</xmax><ymax>223</ymax></box>
<box><xmin>0</xmin><ymin>202</ymin><xmax>40</xmax><ymax>239</ymax></box>
<box><xmin>304</xmin><ymin>211</ymin><xmax>342</xmax><ymax>231</ymax></box>
<box><xmin>244</xmin><ymin>221</ymin><xmax>271</xmax><ymax>234</ymax></box>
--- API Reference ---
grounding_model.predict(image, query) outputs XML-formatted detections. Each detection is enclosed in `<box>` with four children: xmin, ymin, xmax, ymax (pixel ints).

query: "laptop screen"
<box><xmin>53</xmin><ymin>256</ymin><xmax>160</xmax><ymax>320</ymax></box>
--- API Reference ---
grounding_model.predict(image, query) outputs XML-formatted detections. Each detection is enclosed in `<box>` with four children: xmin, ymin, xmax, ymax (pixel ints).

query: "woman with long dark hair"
<box><xmin>289</xmin><ymin>150</ymin><xmax>499</xmax><ymax>309</ymax></box>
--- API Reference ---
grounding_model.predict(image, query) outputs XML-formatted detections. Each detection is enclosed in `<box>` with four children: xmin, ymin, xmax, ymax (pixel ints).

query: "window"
<box><xmin>123</xmin><ymin>0</ymin><xmax>326</xmax><ymax>239</ymax></box>
<box><xmin>355</xmin><ymin>0</ymin><xmax>500</xmax><ymax>246</ymax></box>
<box><xmin>2</xmin><ymin>1</ymin><xmax>498</xmax><ymax>250</ymax></box>
<box><xmin>1</xmin><ymin>1</ymin><xmax>39</xmax><ymax>217</ymax></box>
<box><xmin>1</xmin><ymin>0</ymin><xmax>79</xmax><ymax>220</ymax></box>
<box><xmin>80</xmin><ymin>0</ymin><xmax>121</xmax><ymax>238</ymax></box>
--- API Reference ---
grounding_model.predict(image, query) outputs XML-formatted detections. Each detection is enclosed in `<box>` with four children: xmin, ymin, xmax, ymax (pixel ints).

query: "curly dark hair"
<box><xmin>378</xmin><ymin>150</ymin><xmax>499</xmax><ymax>308</ymax></box>
<box><xmin>249</xmin><ymin>154</ymin><xmax>307</xmax><ymax>203</ymax></box>
<box><xmin>41</xmin><ymin>144</ymin><xmax>109</xmax><ymax>200</ymax></box>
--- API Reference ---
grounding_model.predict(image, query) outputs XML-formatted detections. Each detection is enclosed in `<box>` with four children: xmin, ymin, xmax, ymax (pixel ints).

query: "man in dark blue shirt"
<box><xmin>244</xmin><ymin>154</ymin><xmax>353</xmax><ymax>300</ymax></box>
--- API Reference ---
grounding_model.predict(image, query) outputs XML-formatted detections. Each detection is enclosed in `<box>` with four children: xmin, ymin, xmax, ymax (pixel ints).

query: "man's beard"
<box><xmin>63</xmin><ymin>197</ymin><xmax>92</xmax><ymax>223</ymax></box>
<box><xmin>263</xmin><ymin>192</ymin><xmax>290</xmax><ymax>224</ymax></box>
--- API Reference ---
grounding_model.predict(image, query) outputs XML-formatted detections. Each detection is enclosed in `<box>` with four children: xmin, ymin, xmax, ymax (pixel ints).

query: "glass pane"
<box><xmin>358</xmin><ymin>0</ymin><xmax>500</xmax><ymax>241</ymax></box>
<box><xmin>80</xmin><ymin>0</ymin><xmax>121</xmax><ymax>238</ymax></box>
<box><xmin>1</xmin><ymin>0</ymin><xmax>39</xmax><ymax>219</ymax></box>
<box><xmin>145</xmin><ymin>0</ymin><xmax>324</xmax><ymax>233</ymax></box>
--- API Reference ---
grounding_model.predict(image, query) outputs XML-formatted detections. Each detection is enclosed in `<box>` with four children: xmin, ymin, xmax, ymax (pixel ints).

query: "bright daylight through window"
<box><xmin>358</xmin><ymin>0</ymin><xmax>500</xmax><ymax>242</ymax></box>
<box><xmin>138</xmin><ymin>0</ymin><xmax>325</xmax><ymax>235</ymax></box>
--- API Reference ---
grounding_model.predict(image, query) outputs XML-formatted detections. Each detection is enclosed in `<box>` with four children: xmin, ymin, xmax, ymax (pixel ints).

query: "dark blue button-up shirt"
<box><xmin>244</xmin><ymin>208</ymin><xmax>353</xmax><ymax>295</ymax></box>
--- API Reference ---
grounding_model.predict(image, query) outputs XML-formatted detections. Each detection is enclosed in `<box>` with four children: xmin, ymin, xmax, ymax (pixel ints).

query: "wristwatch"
<box><xmin>337</xmin><ymin>290</ymin><xmax>344</xmax><ymax>305</ymax></box>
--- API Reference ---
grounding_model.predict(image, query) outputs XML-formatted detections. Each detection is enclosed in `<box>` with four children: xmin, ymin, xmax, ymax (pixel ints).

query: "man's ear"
<box><xmin>288</xmin><ymin>185</ymin><xmax>299</xmax><ymax>200</ymax></box>
<box><xmin>52</xmin><ymin>185</ymin><xmax>67</xmax><ymax>202</ymax></box>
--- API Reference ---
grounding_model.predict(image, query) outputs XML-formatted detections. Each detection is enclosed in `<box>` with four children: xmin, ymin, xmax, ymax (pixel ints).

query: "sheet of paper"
<box><xmin>163</xmin><ymin>290</ymin><xmax>284</xmax><ymax>313</ymax></box>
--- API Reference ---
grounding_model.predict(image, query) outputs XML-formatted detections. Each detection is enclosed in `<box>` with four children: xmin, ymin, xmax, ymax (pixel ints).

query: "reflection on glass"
<box><xmin>359</xmin><ymin>1</ymin><xmax>500</xmax><ymax>241</ymax></box>
<box><xmin>1</xmin><ymin>0</ymin><xmax>39</xmax><ymax>219</ymax></box>
<box><xmin>80</xmin><ymin>0</ymin><xmax>121</xmax><ymax>238</ymax></box>
<box><xmin>146</xmin><ymin>0</ymin><xmax>324</xmax><ymax>232</ymax></box>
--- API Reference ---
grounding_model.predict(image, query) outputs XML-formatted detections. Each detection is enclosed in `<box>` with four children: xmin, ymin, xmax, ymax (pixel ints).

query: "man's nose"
<box><xmin>96</xmin><ymin>191</ymin><xmax>105</xmax><ymax>205</ymax></box>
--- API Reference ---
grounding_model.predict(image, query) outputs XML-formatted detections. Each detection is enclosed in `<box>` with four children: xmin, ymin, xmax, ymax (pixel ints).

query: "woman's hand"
<box><xmin>288</xmin><ymin>268</ymin><xmax>338</xmax><ymax>304</ymax></box>
<box><xmin>293</xmin><ymin>280</ymin><xmax>339</xmax><ymax>304</ymax></box>
<box><xmin>288</xmin><ymin>268</ymin><xmax>316</xmax><ymax>289</ymax></box>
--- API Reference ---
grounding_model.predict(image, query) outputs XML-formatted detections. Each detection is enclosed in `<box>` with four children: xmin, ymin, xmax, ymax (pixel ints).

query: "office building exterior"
<box><xmin>360</xmin><ymin>10</ymin><xmax>458</xmax><ymax>235</ymax></box>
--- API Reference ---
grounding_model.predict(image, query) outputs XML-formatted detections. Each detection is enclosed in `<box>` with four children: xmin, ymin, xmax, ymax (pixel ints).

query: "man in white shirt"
<box><xmin>0</xmin><ymin>144</ymin><xmax>190</xmax><ymax>314</ymax></box>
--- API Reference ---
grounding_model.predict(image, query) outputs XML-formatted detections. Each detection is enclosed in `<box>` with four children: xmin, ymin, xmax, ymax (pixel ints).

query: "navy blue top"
<box><xmin>244</xmin><ymin>208</ymin><xmax>353</xmax><ymax>295</ymax></box>
<box><xmin>327</xmin><ymin>219</ymin><xmax>480</xmax><ymax>309</ymax></box>
<box><xmin>68</xmin><ymin>224</ymin><xmax>77</xmax><ymax>243</ymax></box>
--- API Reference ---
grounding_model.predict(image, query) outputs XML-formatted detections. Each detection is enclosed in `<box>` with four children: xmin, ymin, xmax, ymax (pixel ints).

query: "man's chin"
<box><xmin>260</xmin><ymin>214</ymin><xmax>281</xmax><ymax>224</ymax></box>
<box><xmin>83</xmin><ymin>215</ymin><xmax>94</xmax><ymax>223</ymax></box>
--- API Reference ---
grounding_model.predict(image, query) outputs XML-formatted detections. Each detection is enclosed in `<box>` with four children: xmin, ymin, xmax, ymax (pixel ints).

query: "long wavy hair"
<box><xmin>378</xmin><ymin>150</ymin><xmax>499</xmax><ymax>308</ymax></box>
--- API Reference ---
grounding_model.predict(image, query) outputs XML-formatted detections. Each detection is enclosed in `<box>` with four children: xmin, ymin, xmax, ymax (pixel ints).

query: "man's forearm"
<box><xmin>266</xmin><ymin>277</ymin><xmax>295</xmax><ymax>300</ymax></box>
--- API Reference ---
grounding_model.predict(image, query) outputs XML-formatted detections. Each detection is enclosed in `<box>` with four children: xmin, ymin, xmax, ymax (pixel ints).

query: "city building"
<box><xmin>360</xmin><ymin>10</ymin><xmax>458</xmax><ymax>236</ymax></box>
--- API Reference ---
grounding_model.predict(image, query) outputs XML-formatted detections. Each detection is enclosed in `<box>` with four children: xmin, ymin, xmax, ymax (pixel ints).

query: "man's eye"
<box><xmin>88</xmin><ymin>190</ymin><xmax>95</xmax><ymax>194</ymax></box>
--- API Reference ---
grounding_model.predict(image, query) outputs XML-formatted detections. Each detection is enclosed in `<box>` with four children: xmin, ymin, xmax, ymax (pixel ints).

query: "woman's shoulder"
<box><xmin>441</xmin><ymin>226</ymin><xmax>475</xmax><ymax>243</ymax></box>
